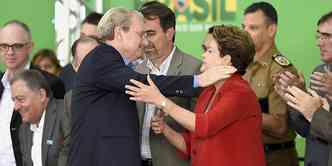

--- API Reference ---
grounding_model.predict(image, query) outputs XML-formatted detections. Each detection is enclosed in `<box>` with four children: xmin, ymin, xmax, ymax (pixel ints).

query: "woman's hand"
<box><xmin>151</xmin><ymin>111</ymin><xmax>166</xmax><ymax>134</ymax></box>
<box><xmin>125</xmin><ymin>75</ymin><xmax>167</xmax><ymax>108</ymax></box>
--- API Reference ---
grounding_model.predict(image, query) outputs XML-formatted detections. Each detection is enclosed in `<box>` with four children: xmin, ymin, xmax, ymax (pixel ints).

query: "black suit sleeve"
<box><xmin>288</xmin><ymin>107</ymin><xmax>310</xmax><ymax>137</ymax></box>
<box><xmin>82</xmin><ymin>46</ymin><xmax>198</xmax><ymax>97</ymax></box>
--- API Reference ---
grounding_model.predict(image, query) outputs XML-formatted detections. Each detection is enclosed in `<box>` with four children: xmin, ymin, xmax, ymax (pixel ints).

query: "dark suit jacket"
<box><xmin>59</xmin><ymin>64</ymin><xmax>76</xmax><ymax>93</ymax></box>
<box><xmin>62</xmin><ymin>90</ymin><xmax>73</xmax><ymax>166</ymax></box>
<box><xmin>135</xmin><ymin>47</ymin><xmax>201</xmax><ymax>166</ymax></box>
<box><xmin>19</xmin><ymin>98</ymin><xmax>70</xmax><ymax>166</ymax></box>
<box><xmin>311</xmin><ymin>109</ymin><xmax>332</xmax><ymax>166</ymax></box>
<box><xmin>68</xmin><ymin>43</ymin><xmax>197</xmax><ymax>166</ymax></box>
<box><xmin>0</xmin><ymin>66</ymin><xmax>65</xmax><ymax>166</ymax></box>
<box><xmin>288</xmin><ymin>64</ymin><xmax>330</xmax><ymax>166</ymax></box>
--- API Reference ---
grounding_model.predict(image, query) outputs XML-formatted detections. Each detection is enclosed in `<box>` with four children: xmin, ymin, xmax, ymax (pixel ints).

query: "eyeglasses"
<box><xmin>316</xmin><ymin>32</ymin><xmax>332</xmax><ymax>41</ymax></box>
<box><xmin>0</xmin><ymin>42</ymin><xmax>30</xmax><ymax>53</ymax></box>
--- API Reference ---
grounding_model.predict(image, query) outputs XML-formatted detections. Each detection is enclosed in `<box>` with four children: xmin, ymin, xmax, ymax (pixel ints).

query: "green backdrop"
<box><xmin>0</xmin><ymin>0</ymin><xmax>55</xmax><ymax>67</ymax></box>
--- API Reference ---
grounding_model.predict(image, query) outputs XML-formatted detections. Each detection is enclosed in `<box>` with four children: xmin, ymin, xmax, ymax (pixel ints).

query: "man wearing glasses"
<box><xmin>0</xmin><ymin>20</ymin><xmax>65</xmax><ymax>166</ymax></box>
<box><xmin>275</xmin><ymin>11</ymin><xmax>332</xmax><ymax>166</ymax></box>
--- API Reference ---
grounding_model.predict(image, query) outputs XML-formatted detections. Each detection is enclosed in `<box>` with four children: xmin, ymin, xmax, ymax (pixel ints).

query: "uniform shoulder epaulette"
<box><xmin>272</xmin><ymin>53</ymin><xmax>291</xmax><ymax>67</ymax></box>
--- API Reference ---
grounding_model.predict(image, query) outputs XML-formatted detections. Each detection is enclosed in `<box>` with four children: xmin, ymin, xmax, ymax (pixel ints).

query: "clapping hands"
<box><xmin>284</xmin><ymin>86</ymin><xmax>329</xmax><ymax>121</ymax></box>
<box><xmin>310</xmin><ymin>66</ymin><xmax>332</xmax><ymax>100</ymax></box>
<box><xmin>274</xmin><ymin>71</ymin><xmax>305</xmax><ymax>101</ymax></box>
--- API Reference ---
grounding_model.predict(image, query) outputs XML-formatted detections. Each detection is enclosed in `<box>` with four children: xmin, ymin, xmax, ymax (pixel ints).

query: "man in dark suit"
<box><xmin>10</xmin><ymin>70</ymin><xmax>69</xmax><ymax>166</ymax></box>
<box><xmin>68</xmin><ymin>7</ymin><xmax>233</xmax><ymax>166</ymax></box>
<box><xmin>0</xmin><ymin>20</ymin><xmax>65</xmax><ymax>166</ymax></box>
<box><xmin>136</xmin><ymin>2</ymin><xmax>201</xmax><ymax>166</ymax></box>
<box><xmin>61</xmin><ymin>37</ymin><xmax>100</xmax><ymax>166</ymax></box>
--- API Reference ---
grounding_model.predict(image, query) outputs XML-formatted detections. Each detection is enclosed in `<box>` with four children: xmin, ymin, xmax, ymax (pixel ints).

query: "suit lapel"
<box><xmin>21</xmin><ymin>123</ymin><xmax>33</xmax><ymax>165</ymax></box>
<box><xmin>136</xmin><ymin>48</ymin><xmax>183</xmax><ymax>127</ymax></box>
<box><xmin>27</xmin><ymin>125</ymin><xmax>33</xmax><ymax>164</ymax></box>
<box><xmin>42</xmin><ymin>98</ymin><xmax>57</xmax><ymax>166</ymax></box>
<box><xmin>167</xmin><ymin>48</ymin><xmax>183</xmax><ymax>75</ymax></box>
<box><xmin>135</xmin><ymin>59</ymin><xmax>150</xmax><ymax>74</ymax></box>
<box><xmin>0</xmin><ymin>73</ymin><xmax>4</xmax><ymax>100</ymax></box>
<box><xmin>135</xmin><ymin>60</ymin><xmax>149</xmax><ymax>129</ymax></box>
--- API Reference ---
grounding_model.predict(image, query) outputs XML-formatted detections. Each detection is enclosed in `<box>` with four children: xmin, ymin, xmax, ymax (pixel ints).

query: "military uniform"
<box><xmin>243</xmin><ymin>46</ymin><xmax>299</xmax><ymax>166</ymax></box>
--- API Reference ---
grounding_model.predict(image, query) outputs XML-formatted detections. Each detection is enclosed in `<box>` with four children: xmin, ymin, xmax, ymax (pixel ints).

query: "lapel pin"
<box><xmin>46</xmin><ymin>139</ymin><xmax>54</xmax><ymax>145</ymax></box>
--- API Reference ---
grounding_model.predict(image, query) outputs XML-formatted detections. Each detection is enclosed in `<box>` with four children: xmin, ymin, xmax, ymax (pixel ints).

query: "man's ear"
<box><xmin>112</xmin><ymin>26</ymin><xmax>123</xmax><ymax>41</ymax></box>
<box><xmin>39</xmin><ymin>88</ymin><xmax>47</xmax><ymax>102</ymax></box>
<box><xmin>268</xmin><ymin>24</ymin><xmax>277</xmax><ymax>38</ymax></box>
<box><xmin>27</xmin><ymin>41</ymin><xmax>34</xmax><ymax>53</ymax></box>
<box><xmin>39</xmin><ymin>89</ymin><xmax>47</xmax><ymax>98</ymax></box>
<box><xmin>166</xmin><ymin>28</ymin><xmax>175</xmax><ymax>42</ymax></box>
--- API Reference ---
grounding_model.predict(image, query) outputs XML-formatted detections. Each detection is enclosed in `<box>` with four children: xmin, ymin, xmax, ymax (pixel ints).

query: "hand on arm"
<box><xmin>125</xmin><ymin>75</ymin><xmax>196</xmax><ymax>131</ymax></box>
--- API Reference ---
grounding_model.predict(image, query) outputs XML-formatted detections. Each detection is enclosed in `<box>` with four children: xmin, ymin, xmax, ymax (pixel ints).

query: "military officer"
<box><xmin>242</xmin><ymin>2</ymin><xmax>299</xmax><ymax>166</ymax></box>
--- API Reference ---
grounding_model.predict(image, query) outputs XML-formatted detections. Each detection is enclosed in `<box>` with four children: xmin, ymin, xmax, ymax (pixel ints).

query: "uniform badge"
<box><xmin>273</xmin><ymin>54</ymin><xmax>291</xmax><ymax>67</ymax></box>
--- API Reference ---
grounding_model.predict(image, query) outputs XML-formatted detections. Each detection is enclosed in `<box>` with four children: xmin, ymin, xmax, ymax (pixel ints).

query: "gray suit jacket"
<box><xmin>311</xmin><ymin>109</ymin><xmax>332</xmax><ymax>166</ymax></box>
<box><xmin>288</xmin><ymin>64</ymin><xmax>331</xmax><ymax>166</ymax></box>
<box><xmin>136</xmin><ymin>47</ymin><xmax>201</xmax><ymax>166</ymax></box>
<box><xmin>19</xmin><ymin>98</ymin><xmax>70</xmax><ymax>166</ymax></box>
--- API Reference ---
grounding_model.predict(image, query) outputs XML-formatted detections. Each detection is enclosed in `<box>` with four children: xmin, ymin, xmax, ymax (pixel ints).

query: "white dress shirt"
<box><xmin>141</xmin><ymin>46</ymin><xmax>175</xmax><ymax>159</ymax></box>
<box><xmin>0</xmin><ymin>71</ymin><xmax>16</xmax><ymax>166</ymax></box>
<box><xmin>30</xmin><ymin>111</ymin><xmax>46</xmax><ymax>166</ymax></box>
<box><xmin>0</xmin><ymin>64</ymin><xmax>30</xmax><ymax>166</ymax></box>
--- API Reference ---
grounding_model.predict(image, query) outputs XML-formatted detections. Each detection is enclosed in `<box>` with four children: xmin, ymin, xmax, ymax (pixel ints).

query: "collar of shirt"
<box><xmin>1</xmin><ymin>63</ymin><xmax>30</xmax><ymax>89</ymax></box>
<box><xmin>120</xmin><ymin>54</ymin><xmax>144</xmax><ymax>69</ymax></box>
<box><xmin>146</xmin><ymin>45</ymin><xmax>176</xmax><ymax>75</ymax></box>
<box><xmin>30</xmin><ymin>109</ymin><xmax>45</xmax><ymax>166</ymax></box>
<box><xmin>30</xmin><ymin>110</ymin><xmax>46</xmax><ymax>132</ymax></box>
<box><xmin>121</xmin><ymin>55</ymin><xmax>130</xmax><ymax>66</ymax></box>
<box><xmin>253</xmin><ymin>45</ymin><xmax>279</xmax><ymax>68</ymax></box>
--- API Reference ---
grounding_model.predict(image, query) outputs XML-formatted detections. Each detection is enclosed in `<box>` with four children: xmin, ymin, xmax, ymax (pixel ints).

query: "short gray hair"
<box><xmin>71</xmin><ymin>36</ymin><xmax>100</xmax><ymax>57</ymax></box>
<box><xmin>10</xmin><ymin>70</ymin><xmax>51</xmax><ymax>97</ymax></box>
<box><xmin>2</xmin><ymin>20</ymin><xmax>32</xmax><ymax>41</ymax></box>
<box><xmin>97</xmin><ymin>7</ymin><xmax>143</xmax><ymax>40</ymax></box>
